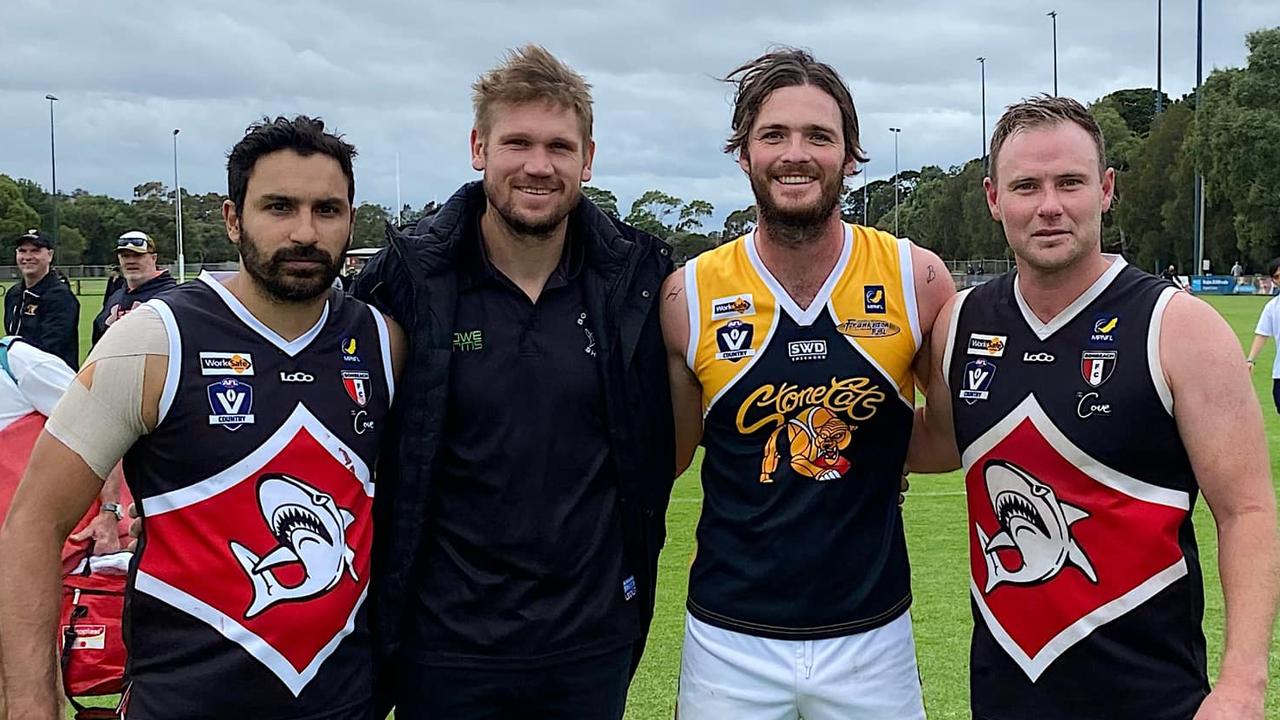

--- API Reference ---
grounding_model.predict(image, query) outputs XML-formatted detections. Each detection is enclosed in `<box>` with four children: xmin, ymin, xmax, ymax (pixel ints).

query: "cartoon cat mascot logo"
<box><xmin>759</xmin><ymin>406</ymin><xmax>853</xmax><ymax>483</ymax></box>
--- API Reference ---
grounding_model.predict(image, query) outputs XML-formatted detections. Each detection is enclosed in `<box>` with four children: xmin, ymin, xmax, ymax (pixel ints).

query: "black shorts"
<box><xmin>394</xmin><ymin>645</ymin><xmax>632</xmax><ymax>720</ymax></box>
<box><xmin>1272</xmin><ymin>378</ymin><xmax>1280</xmax><ymax>414</ymax></box>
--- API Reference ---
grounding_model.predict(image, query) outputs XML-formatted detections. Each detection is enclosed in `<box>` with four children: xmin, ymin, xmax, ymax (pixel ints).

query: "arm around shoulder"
<box><xmin>660</xmin><ymin>268</ymin><xmax>703</xmax><ymax>477</ymax></box>
<box><xmin>906</xmin><ymin>290</ymin><xmax>962</xmax><ymax>474</ymax></box>
<box><xmin>350</xmin><ymin>244</ymin><xmax>412</xmax><ymax>325</ymax></box>
<box><xmin>910</xmin><ymin>244</ymin><xmax>957</xmax><ymax>343</ymax></box>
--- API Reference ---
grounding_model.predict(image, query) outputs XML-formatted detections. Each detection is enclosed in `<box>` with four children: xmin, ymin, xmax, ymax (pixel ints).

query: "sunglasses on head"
<box><xmin>117</xmin><ymin>236</ymin><xmax>150</xmax><ymax>252</ymax></box>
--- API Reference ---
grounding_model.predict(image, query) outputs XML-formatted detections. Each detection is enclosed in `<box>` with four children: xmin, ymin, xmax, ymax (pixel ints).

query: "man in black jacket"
<box><xmin>4</xmin><ymin>229</ymin><xmax>80</xmax><ymax>369</ymax></box>
<box><xmin>91</xmin><ymin>230</ymin><xmax>178</xmax><ymax>345</ymax></box>
<box><xmin>352</xmin><ymin>45</ymin><xmax>675</xmax><ymax>720</ymax></box>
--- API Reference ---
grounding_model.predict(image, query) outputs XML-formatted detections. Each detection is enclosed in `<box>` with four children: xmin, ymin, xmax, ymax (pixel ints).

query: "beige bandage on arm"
<box><xmin>45</xmin><ymin>306</ymin><xmax>169</xmax><ymax>479</ymax></box>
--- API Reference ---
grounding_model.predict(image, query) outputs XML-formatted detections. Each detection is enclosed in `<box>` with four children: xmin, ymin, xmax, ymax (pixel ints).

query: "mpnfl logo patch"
<box><xmin>1090</xmin><ymin>316</ymin><xmax>1119</xmax><ymax>344</ymax></box>
<box><xmin>710</xmin><ymin>294</ymin><xmax>755</xmax><ymax>321</ymax></box>
<box><xmin>864</xmin><ymin>285</ymin><xmax>887</xmax><ymax>314</ymax></box>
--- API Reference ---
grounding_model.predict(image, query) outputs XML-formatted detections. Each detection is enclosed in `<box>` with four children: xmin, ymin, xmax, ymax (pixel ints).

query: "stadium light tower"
<box><xmin>1155</xmin><ymin>0</ymin><xmax>1164</xmax><ymax>113</ymax></box>
<box><xmin>45</xmin><ymin>94</ymin><xmax>59</xmax><ymax>244</ymax></box>
<box><xmin>173</xmin><ymin>129</ymin><xmax>186</xmax><ymax>283</ymax></box>
<box><xmin>977</xmin><ymin>57</ymin><xmax>988</xmax><ymax>169</ymax></box>
<box><xmin>861</xmin><ymin>163</ymin><xmax>869</xmax><ymax>226</ymax></box>
<box><xmin>889</xmin><ymin>127</ymin><xmax>902</xmax><ymax>236</ymax></box>
<box><xmin>1047</xmin><ymin>10</ymin><xmax>1059</xmax><ymax>95</ymax></box>
<box><xmin>1192</xmin><ymin>0</ymin><xmax>1204</xmax><ymax>276</ymax></box>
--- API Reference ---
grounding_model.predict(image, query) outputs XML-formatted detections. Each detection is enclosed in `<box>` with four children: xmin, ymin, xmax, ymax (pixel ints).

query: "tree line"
<box><xmin>3</xmin><ymin>27</ymin><xmax>1276</xmax><ymax>272</ymax></box>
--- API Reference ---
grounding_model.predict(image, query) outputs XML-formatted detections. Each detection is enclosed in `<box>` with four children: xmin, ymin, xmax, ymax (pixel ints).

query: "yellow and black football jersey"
<box><xmin>684</xmin><ymin>223</ymin><xmax>920</xmax><ymax>639</ymax></box>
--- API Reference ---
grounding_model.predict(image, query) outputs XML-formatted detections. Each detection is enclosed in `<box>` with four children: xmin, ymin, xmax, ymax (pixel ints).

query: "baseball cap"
<box><xmin>16</xmin><ymin>229</ymin><xmax>53</xmax><ymax>249</ymax></box>
<box><xmin>116</xmin><ymin>230</ymin><xmax>157</xmax><ymax>254</ymax></box>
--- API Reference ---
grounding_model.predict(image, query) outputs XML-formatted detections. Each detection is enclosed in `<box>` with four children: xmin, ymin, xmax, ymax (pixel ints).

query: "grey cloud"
<box><xmin>1</xmin><ymin>0</ymin><xmax>1275</xmax><ymax>231</ymax></box>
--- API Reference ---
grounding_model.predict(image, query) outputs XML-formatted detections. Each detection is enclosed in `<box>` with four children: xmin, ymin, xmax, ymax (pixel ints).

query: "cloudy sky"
<box><xmin>2</xmin><ymin>0</ymin><xmax>1276</xmax><ymax>228</ymax></box>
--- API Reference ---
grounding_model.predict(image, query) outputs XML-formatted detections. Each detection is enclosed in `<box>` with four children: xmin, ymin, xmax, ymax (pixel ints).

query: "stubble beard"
<box><xmin>484</xmin><ymin>175</ymin><xmax>579</xmax><ymax>242</ymax></box>
<box><xmin>238</xmin><ymin>226</ymin><xmax>346</xmax><ymax>303</ymax></box>
<box><xmin>750</xmin><ymin>162</ymin><xmax>844</xmax><ymax>249</ymax></box>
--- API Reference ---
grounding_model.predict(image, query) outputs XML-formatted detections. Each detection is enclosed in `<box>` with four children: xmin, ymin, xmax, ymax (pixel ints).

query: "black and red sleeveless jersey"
<box><xmin>122</xmin><ymin>273</ymin><xmax>394</xmax><ymax>719</ymax></box>
<box><xmin>945</xmin><ymin>258</ymin><xmax>1208</xmax><ymax>720</ymax></box>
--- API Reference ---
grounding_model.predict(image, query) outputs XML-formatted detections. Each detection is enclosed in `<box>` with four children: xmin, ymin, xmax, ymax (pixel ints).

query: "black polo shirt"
<box><xmin>408</xmin><ymin>221</ymin><xmax>640</xmax><ymax>668</ymax></box>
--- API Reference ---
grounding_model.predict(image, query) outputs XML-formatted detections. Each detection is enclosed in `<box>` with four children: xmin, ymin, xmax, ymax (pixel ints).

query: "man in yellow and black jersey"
<box><xmin>660</xmin><ymin>48</ymin><xmax>954</xmax><ymax>719</ymax></box>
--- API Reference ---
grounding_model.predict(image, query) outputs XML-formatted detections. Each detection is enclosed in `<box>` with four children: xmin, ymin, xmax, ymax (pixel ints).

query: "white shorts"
<box><xmin>678</xmin><ymin>611</ymin><xmax>926</xmax><ymax>720</ymax></box>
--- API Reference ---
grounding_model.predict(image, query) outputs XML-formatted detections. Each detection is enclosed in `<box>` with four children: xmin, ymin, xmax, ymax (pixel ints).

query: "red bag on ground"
<box><xmin>59</xmin><ymin>558</ymin><xmax>128</xmax><ymax>697</ymax></box>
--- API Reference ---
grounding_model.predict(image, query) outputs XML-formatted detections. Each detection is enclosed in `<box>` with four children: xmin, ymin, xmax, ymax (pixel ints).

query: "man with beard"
<box><xmin>909</xmin><ymin>96</ymin><xmax>1277</xmax><ymax>720</ymax></box>
<box><xmin>90</xmin><ymin>231</ymin><xmax>178</xmax><ymax>345</ymax></box>
<box><xmin>352</xmin><ymin>46</ymin><xmax>674</xmax><ymax>719</ymax></box>
<box><xmin>4</xmin><ymin>229</ymin><xmax>80</xmax><ymax>369</ymax></box>
<box><xmin>660</xmin><ymin>48</ymin><xmax>954</xmax><ymax>719</ymax></box>
<box><xmin>0</xmin><ymin>116</ymin><xmax>404</xmax><ymax>719</ymax></box>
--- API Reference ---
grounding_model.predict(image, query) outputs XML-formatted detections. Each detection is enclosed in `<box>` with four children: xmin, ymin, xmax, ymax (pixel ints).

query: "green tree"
<box><xmin>1194</xmin><ymin>27</ymin><xmax>1280</xmax><ymax>263</ymax></box>
<box><xmin>1117</xmin><ymin>102</ymin><xmax>1195</xmax><ymax>270</ymax></box>
<box><xmin>0</xmin><ymin>175</ymin><xmax>41</xmax><ymax>245</ymax></box>
<box><xmin>625</xmin><ymin>190</ymin><xmax>682</xmax><ymax>239</ymax></box>
<box><xmin>722</xmin><ymin>206</ymin><xmax>757</xmax><ymax>240</ymax></box>
<box><xmin>1100</xmin><ymin>88</ymin><xmax>1171</xmax><ymax>137</ymax></box>
<box><xmin>352</xmin><ymin>203</ymin><xmax>391</xmax><ymax>248</ymax></box>
<box><xmin>677</xmin><ymin>199</ymin><xmax>714</xmax><ymax>233</ymax></box>
<box><xmin>841</xmin><ymin>179</ymin><xmax>895</xmax><ymax>228</ymax></box>
<box><xmin>55</xmin><ymin>225</ymin><xmax>86</xmax><ymax>264</ymax></box>
<box><xmin>582</xmin><ymin>186</ymin><xmax>619</xmax><ymax>219</ymax></box>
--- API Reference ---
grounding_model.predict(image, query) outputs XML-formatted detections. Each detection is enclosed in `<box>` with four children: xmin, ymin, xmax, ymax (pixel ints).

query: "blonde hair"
<box><xmin>988</xmin><ymin>95</ymin><xmax>1106</xmax><ymax>182</ymax></box>
<box><xmin>472</xmin><ymin>45</ymin><xmax>593</xmax><ymax>142</ymax></box>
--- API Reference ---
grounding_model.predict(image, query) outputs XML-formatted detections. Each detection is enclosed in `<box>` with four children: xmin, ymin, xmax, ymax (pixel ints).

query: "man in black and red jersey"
<box><xmin>908</xmin><ymin>95</ymin><xmax>1278</xmax><ymax>720</ymax></box>
<box><xmin>0</xmin><ymin>116</ymin><xmax>404</xmax><ymax>719</ymax></box>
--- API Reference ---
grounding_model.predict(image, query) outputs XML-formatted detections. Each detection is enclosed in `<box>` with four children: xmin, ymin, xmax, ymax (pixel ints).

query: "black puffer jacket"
<box><xmin>91</xmin><ymin>270</ymin><xmax>178</xmax><ymax>345</ymax></box>
<box><xmin>4</xmin><ymin>270</ymin><xmax>80</xmax><ymax>370</ymax></box>
<box><xmin>351</xmin><ymin>182</ymin><xmax>676</xmax><ymax>693</ymax></box>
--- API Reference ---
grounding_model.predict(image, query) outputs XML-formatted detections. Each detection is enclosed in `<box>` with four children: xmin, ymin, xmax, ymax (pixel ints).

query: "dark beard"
<box><xmin>238</xmin><ymin>227</ymin><xmax>345</xmax><ymax>303</ymax></box>
<box><xmin>750</xmin><ymin>164</ymin><xmax>843</xmax><ymax>248</ymax></box>
<box><xmin>483</xmin><ymin>176</ymin><xmax>578</xmax><ymax>238</ymax></box>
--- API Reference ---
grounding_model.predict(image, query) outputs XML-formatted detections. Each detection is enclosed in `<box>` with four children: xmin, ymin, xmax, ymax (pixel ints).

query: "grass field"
<box><xmin>9</xmin><ymin>279</ymin><xmax>1274</xmax><ymax>718</ymax></box>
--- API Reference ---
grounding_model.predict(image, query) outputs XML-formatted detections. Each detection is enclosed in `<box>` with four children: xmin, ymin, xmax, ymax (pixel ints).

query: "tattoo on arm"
<box><xmin>927</xmin><ymin>265</ymin><xmax>937</xmax><ymax>284</ymax></box>
<box><xmin>665</xmin><ymin>287</ymin><xmax>683</xmax><ymax>301</ymax></box>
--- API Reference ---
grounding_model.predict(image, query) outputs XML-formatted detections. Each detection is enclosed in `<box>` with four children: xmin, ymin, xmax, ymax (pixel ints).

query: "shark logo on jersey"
<box><xmin>976</xmin><ymin>460</ymin><xmax>1097</xmax><ymax>593</ymax></box>
<box><xmin>229</xmin><ymin>474</ymin><xmax>359</xmax><ymax>619</ymax></box>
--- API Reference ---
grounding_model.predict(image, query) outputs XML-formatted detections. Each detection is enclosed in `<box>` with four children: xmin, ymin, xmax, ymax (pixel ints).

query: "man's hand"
<box><xmin>1193</xmin><ymin>683</ymin><xmax>1264</xmax><ymax>720</ymax></box>
<box><xmin>68</xmin><ymin>511</ymin><xmax>122</xmax><ymax>554</ymax></box>
<box><xmin>126</xmin><ymin>502</ymin><xmax>140</xmax><ymax>552</ymax></box>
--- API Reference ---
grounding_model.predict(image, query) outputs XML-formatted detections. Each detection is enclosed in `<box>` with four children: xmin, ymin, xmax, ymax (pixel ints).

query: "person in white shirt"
<box><xmin>0</xmin><ymin>337</ymin><xmax>123</xmax><ymax>549</ymax></box>
<box><xmin>1245</xmin><ymin>258</ymin><xmax>1280</xmax><ymax>413</ymax></box>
